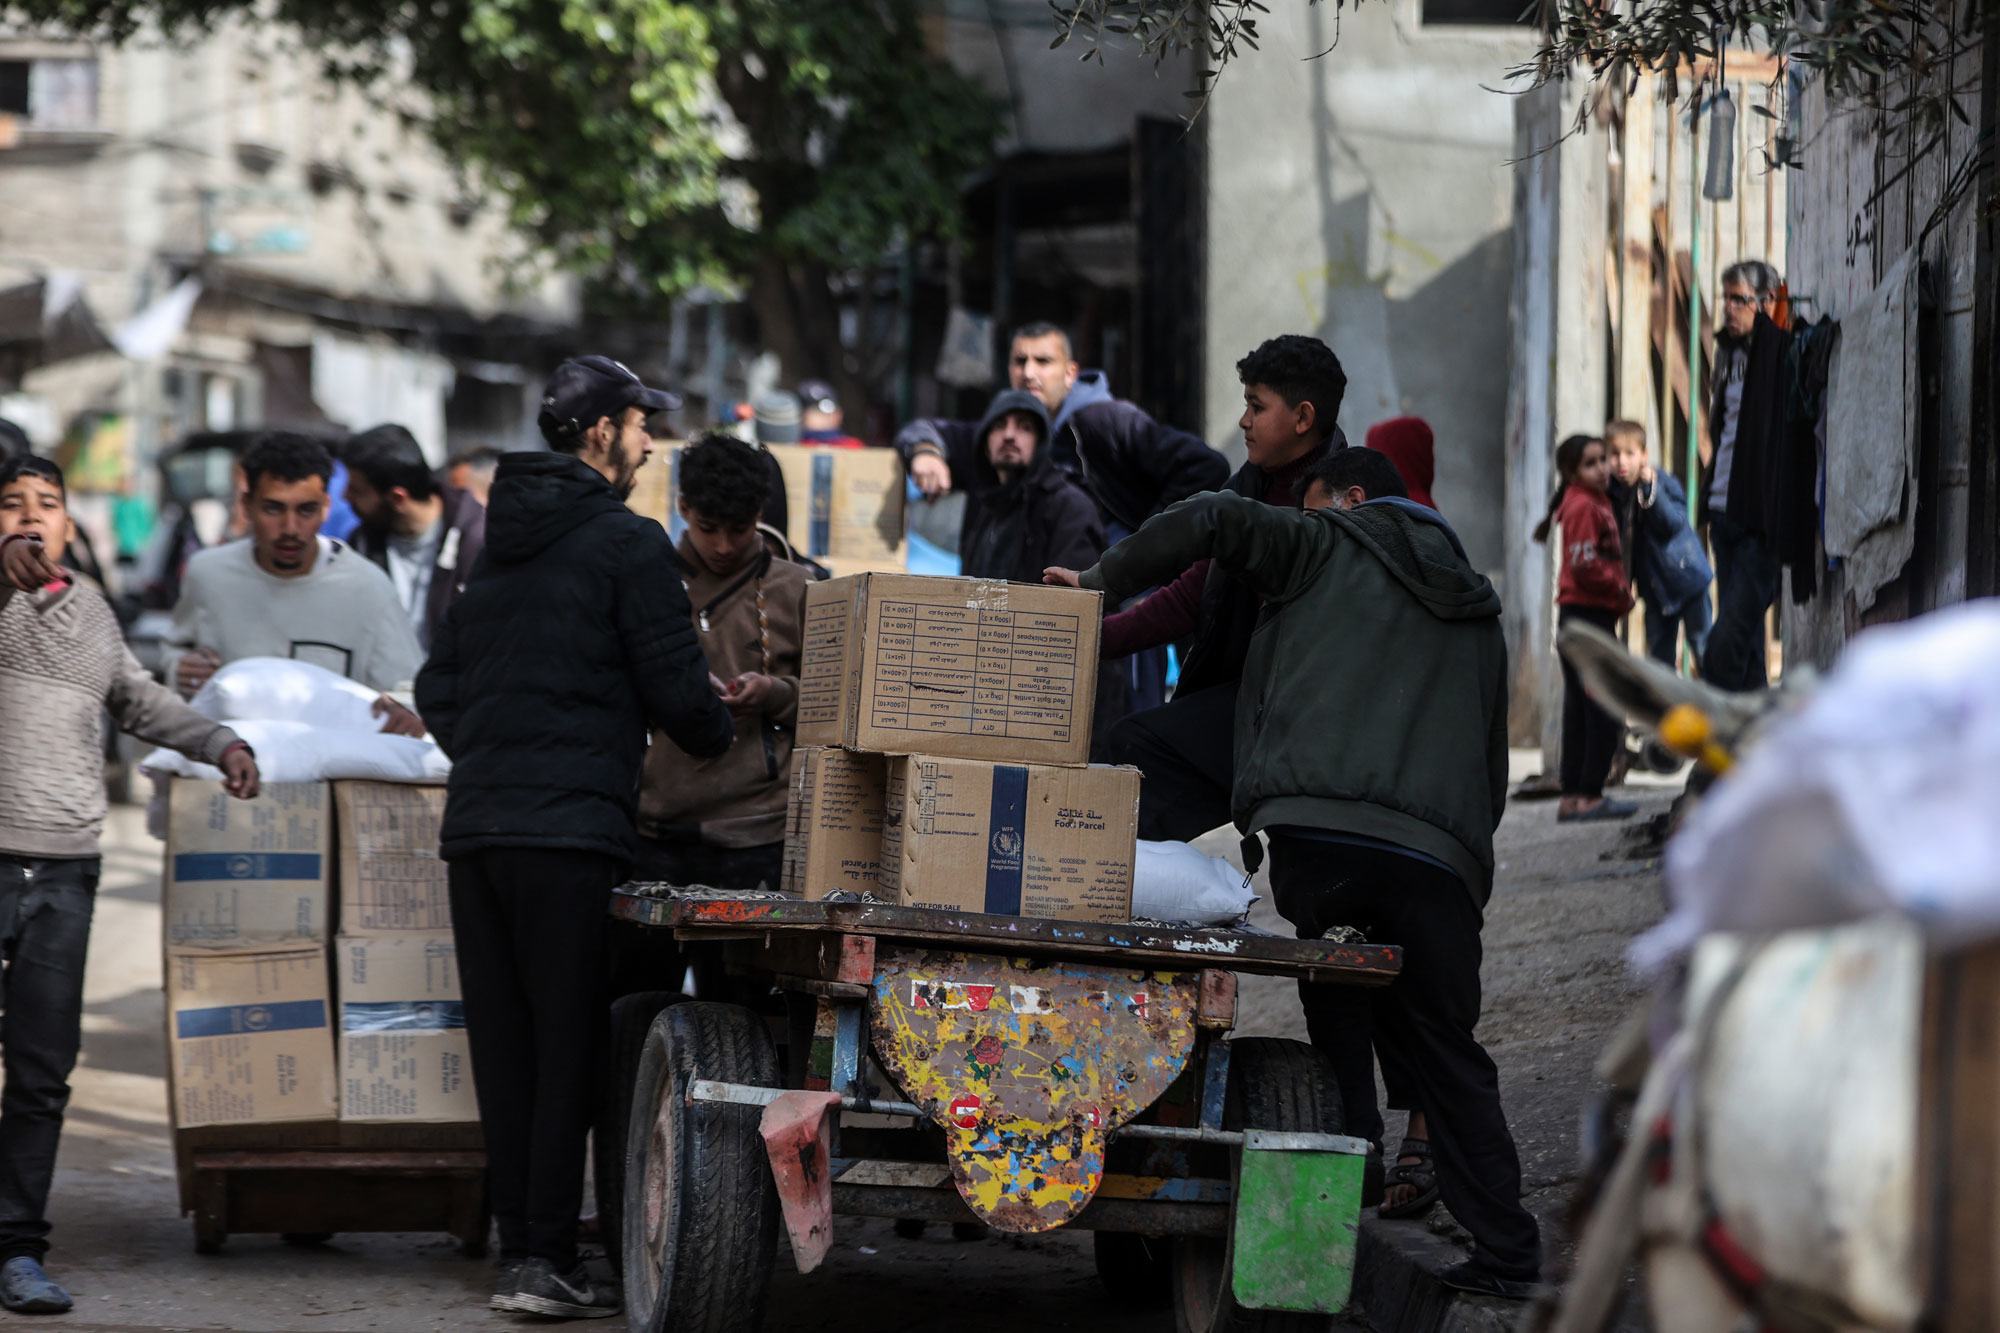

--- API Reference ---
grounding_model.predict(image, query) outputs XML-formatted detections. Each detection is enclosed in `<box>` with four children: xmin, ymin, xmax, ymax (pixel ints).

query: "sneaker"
<box><xmin>0</xmin><ymin>1257</ymin><xmax>73</xmax><ymax>1315</ymax></box>
<box><xmin>488</xmin><ymin>1259</ymin><xmax>525</xmax><ymax>1312</ymax></box>
<box><xmin>494</xmin><ymin>1257</ymin><xmax>620</xmax><ymax>1319</ymax></box>
<box><xmin>1438</xmin><ymin>1259</ymin><xmax>1540</xmax><ymax>1301</ymax></box>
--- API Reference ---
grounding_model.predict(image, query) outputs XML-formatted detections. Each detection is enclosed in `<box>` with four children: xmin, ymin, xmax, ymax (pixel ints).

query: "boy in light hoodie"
<box><xmin>0</xmin><ymin>455</ymin><xmax>260</xmax><ymax>1314</ymax></box>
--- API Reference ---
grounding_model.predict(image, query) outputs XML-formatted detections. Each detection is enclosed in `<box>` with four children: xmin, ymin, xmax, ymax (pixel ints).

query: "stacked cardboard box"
<box><xmin>783</xmin><ymin>573</ymin><xmax>1142</xmax><ymax>922</ymax></box>
<box><xmin>162</xmin><ymin>778</ymin><xmax>475</xmax><ymax>1131</ymax></box>
<box><xmin>332</xmin><ymin>782</ymin><xmax>476</xmax><ymax>1125</ymax></box>
<box><xmin>628</xmin><ymin>440</ymin><xmax>905</xmax><ymax>573</ymax></box>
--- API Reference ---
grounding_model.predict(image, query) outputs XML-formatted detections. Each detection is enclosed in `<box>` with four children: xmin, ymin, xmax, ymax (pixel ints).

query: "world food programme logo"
<box><xmin>227</xmin><ymin>855</ymin><xmax>257</xmax><ymax>878</ymax></box>
<box><xmin>990</xmin><ymin>827</ymin><xmax>1022</xmax><ymax>860</ymax></box>
<box><xmin>242</xmin><ymin>1006</ymin><xmax>272</xmax><ymax>1031</ymax></box>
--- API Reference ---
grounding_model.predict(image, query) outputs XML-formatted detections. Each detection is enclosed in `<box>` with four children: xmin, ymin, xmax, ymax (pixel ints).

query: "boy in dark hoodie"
<box><xmin>1048</xmin><ymin>445</ymin><xmax>1542</xmax><ymax>1300</ymax></box>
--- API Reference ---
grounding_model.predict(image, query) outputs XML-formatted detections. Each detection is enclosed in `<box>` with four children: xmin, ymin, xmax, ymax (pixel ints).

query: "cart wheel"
<box><xmin>1172</xmin><ymin>1038</ymin><xmax>1343</xmax><ymax>1333</ymax></box>
<box><xmin>623</xmin><ymin>1001</ymin><xmax>780</xmax><ymax>1333</ymax></box>
<box><xmin>1094</xmin><ymin>1231</ymin><xmax>1173</xmax><ymax>1308</ymax></box>
<box><xmin>597</xmin><ymin>991</ymin><xmax>684</xmax><ymax>1279</ymax></box>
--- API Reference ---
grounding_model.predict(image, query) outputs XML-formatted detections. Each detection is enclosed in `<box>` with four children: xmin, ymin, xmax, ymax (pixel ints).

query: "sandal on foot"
<box><xmin>1557</xmin><ymin>797</ymin><xmax>1638</xmax><ymax>823</ymax></box>
<box><xmin>1377</xmin><ymin>1137</ymin><xmax>1440</xmax><ymax>1220</ymax></box>
<box><xmin>1438</xmin><ymin>1259</ymin><xmax>1540</xmax><ymax>1301</ymax></box>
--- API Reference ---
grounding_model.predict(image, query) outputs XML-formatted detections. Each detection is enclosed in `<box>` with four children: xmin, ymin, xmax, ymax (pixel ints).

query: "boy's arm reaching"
<box><xmin>1077</xmin><ymin>492</ymin><xmax>1322</xmax><ymax>606</ymax></box>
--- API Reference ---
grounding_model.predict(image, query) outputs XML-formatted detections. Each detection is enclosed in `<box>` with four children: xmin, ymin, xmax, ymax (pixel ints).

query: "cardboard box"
<box><xmin>797</xmin><ymin>574</ymin><xmax>1102</xmax><ymax>765</ymax></box>
<box><xmin>335</xmin><ymin>934</ymin><xmax>476</xmax><ymax>1124</ymax></box>
<box><xmin>883</xmin><ymin>756</ymin><xmax>1138</xmax><ymax>922</ymax></box>
<box><xmin>164</xmin><ymin>780</ymin><xmax>332</xmax><ymax>951</ymax></box>
<box><xmin>629</xmin><ymin>440</ymin><xmax>905</xmax><ymax>571</ymax></box>
<box><xmin>333</xmin><ymin>781</ymin><xmax>451</xmax><ymax>933</ymax></box>
<box><xmin>167</xmin><ymin>949</ymin><xmax>338</xmax><ymax>1128</ymax></box>
<box><xmin>783</xmin><ymin>747</ymin><xmax>888</xmax><ymax>898</ymax></box>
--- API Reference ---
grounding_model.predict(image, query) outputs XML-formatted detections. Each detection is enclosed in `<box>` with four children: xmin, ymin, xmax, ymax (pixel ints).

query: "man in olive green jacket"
<box><xmin>1054</xmin><ymin>446</ymin><xmax>1541</xmax><ymax>1298</ymax></box>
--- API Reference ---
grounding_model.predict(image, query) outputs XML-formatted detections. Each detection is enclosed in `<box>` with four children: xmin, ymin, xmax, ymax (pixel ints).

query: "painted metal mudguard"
<box><xmin>870</xmin><ymin>945</ymin><xmax>1200</xmax><ymax>1232</ymax></box>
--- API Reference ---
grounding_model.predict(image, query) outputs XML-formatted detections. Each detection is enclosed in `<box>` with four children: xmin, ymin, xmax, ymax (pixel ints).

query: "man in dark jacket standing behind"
<box><xmin>417</xmin><ymin>355</ymin><xmax>733</xmax><ymax>1321</ymax></box>
<box><xmin>1052</xmin><ymin>445</ymin><xmax>1541</xmax><ymax>1301</ymax></box>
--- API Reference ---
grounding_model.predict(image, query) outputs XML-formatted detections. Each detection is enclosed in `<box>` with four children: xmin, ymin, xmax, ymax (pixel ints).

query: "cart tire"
<box><xmin>1172</xmin><ymin>1037</ymin><xmax>1343</xmax><ymax>1333</ymax></box>
<box><xmin>1095</xmin><ymin>1231</ymin><xmax>1173</xmax><ymax>1308</ymax></box>
<box><xmin>598</xmin><ymin>990</ymin><xmax>684</xmax><ymax>1279</ymax></box>
<box><xmin>622</xmin><ymin>1001</ymin><xmax>780</xmax><ymax>1333</ymax></box>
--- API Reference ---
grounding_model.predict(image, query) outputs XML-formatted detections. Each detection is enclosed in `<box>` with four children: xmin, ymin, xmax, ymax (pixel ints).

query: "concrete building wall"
<box><xmin>1201</xmin><ymin>0</ymin><xmax>1536</xmax><ymax>573</ymax></box>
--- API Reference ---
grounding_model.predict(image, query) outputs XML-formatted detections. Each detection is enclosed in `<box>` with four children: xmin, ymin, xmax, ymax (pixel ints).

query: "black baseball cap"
<box><xmin>538</xmin><ymin>355</ymin><xmax>682</xmax><ymax>441</ymax></box>
<box><xmin>797</xmin><ymin>378</ymin><xmax>839</xmax><ymax>414</ymax></box>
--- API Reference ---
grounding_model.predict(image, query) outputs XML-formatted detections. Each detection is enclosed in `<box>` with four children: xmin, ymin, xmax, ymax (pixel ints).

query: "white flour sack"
<box><xmin>1131</xmin><ymin>840</ymin><xmax>1256</xmax><ymax>925</ymax></box>
<box><xmin>187</xmin><ymin>656</ymin><xmax>386</xmax><ymax>732</ymax></box>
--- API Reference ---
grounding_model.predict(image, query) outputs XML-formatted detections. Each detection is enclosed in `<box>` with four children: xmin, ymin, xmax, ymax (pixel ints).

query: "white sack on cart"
<box><xmin>1641</xmin><ymin>600</ymin><xmax>2000</xmax><ymax>972</ymax></box>
<box><xmin>1131</xmin><ymin>840</ymin><xmax>1256</xmax><ymax>925</ymax></box>
<box><xmin>187</xmin><ymin>656</ymin><xmax>387</xmax><ymax>732</ymax></box>
<box><xmin>141</xmin><ymin>719</ymin><xmax>450</xmax><ymax>836</ymax></box>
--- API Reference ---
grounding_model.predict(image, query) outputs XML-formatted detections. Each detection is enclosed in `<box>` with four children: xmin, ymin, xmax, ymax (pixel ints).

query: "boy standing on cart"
<box><xmin>1048</xmin><ymin>445</ymin><xmax>1543</xmax><ymax>1299</ymax></box>
<box><xmin>418</xmin><ymin>356</ymin><xmax>734</xmax><ymax>1320</ymax></box>
<box><xmin>0</xmin><ymin>456</ymin><xmax>261</xmax><ymax>1315</ymax></box>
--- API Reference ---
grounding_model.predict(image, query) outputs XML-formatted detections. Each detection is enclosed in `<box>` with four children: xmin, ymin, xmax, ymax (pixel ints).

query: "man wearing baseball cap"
<box><xmin>417</xmin><ymin>354</ymin><xmax>733</xmax><ymax>1320</ymax></box>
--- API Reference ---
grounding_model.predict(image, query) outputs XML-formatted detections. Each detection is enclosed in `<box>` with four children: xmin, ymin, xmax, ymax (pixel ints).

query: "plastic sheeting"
<box><xmin>1641</xmin><ymin>600</ymin><xmax>2000</xmax><ymax>971</ymax></box>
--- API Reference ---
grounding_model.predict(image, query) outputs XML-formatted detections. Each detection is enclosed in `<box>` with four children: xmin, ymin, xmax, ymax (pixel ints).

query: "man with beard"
<box><xmin>164</xmin><ymin>432</ymin><xmax>424</xmax><ymax>734</ymax></box>
<box><xmin>417</xmin><ymin>355</ymin><xmax>734</xmax><ymax>1321</ymax></box>
<box><xmin>958</xmin><ymin>388</ymin><xmax>1104</xmax><ymax>585</ymax></box>
<box><xmin>342</xmin><ymin>423</ymin><xmax>486</xmax><ymax>653</ymax></box>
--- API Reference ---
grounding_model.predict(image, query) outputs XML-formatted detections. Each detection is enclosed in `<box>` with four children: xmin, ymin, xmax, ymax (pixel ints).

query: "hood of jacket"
<box><xmin>483</xmin><ymin>451</ymin><xmax>629</xmax><ymax>563</ymax></box>
<box><xmin>972</xmin><ymin>389</ymin><xmax>1060</xmax><ymax>495</ymax></box>
<box><xmin>1049</xmin><ymin>368</ymin><xmax>1114</xmax><ymax>439</ymax></box>
<box><xmin>1329</xmin><ymin>499</ymin><xmax>1500</xmax><ymax>622</ymax></box>
<box><xmin>1365</xmin><ymin>417</ymin><xmax>1437</xmax><ymax>510</ymax></box>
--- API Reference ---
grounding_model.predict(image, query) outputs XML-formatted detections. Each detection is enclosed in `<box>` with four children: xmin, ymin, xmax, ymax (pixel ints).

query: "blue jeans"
<box><xmin>0</xmin><ymin>855</ymin><xmax>99</xmax><ymax>1263</ymax></box>
<box><xmin>1644</xmin><ymin>592</ymin><xmax>1713</xmax><ymax>668</ymax></box>
<box><xmin>1703</xmin><ymin>513</ymin><xmax>1779</xmax><ymax>691</ymax></box>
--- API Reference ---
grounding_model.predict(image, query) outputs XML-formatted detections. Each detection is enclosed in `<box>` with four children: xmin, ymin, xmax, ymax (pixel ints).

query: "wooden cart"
<box><xmin>174</xmin><ymin>1121</ymin><xmax>488</xmax><ymax>1255</ymax></box>
<box><xmin>600</xmin><ymin>888</ymin><xmax>1402</xmax><ymax>1333</ymax></box>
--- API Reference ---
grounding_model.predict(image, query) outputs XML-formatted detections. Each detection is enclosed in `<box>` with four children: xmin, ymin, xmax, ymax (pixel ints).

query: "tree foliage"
<box><xmin>20</xmin><ymin>1</ymin><xmax>1000</xmax><ymax>322</ymax></box>
<box><xmin>1053</xmin><ymin>0</ymin><xmax>1979</xmax><ymax>141</ymax></box>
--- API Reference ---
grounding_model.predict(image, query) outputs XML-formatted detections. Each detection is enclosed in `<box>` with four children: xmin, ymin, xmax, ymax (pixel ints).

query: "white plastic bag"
<box><xmin>188</xmin><ymin>656</ymin><xmax>385</xmax><ymax>732</ymax></box>
<box><xmin>1642</xmin><ymin>600</ymin><xmax>2000</xmax><ymax>971</ymax></box>
<box><xmin>1131</xmin><ymin>840</ymin><xmax>1256</xmax><ymax>925</ymax></box>
<box><xmin>141</xmin><ymin>719</ymin><xmax>450</xmax><ymax>785</ymax></box>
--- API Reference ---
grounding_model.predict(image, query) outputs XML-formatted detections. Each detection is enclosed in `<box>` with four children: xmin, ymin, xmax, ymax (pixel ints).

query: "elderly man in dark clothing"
<box><xmin>417</xmin><ymin>354</ymin><xmax>732</xmax><ymax>1322</ymax></box>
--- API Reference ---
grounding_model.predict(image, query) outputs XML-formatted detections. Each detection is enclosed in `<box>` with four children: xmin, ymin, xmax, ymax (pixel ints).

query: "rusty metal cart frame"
<box><xmin>603</xmin><ymin>888</ymin><xmax>1401</xmax><ymax>1333</ymax></box>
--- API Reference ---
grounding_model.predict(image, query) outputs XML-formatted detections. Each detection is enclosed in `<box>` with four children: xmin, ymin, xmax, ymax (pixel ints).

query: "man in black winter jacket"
<box><xmin>417</xmin><ymin>354</ymin><xmax>733</xmax><ymax>1321</ymax></box>
<box><xmin>957</xmin><ymin>388</ymin><xmax>1104</xmax><ymax>585</ymax></box>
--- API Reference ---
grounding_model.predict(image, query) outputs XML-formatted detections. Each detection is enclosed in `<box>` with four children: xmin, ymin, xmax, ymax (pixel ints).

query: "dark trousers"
<box><xmin>1268</xmin><ymin>836</ymin><xmax>1540</xmax><ymax>1279</ymax></box>
<box><xmin>0</xmin><ymin>855</ymin><xmax>99</xmax><ymax>1264</ymax></box>
<box><xmin>1098</xmin><ymin>681</ymin><xmax>1239</xmax><ymax>841</ymax></box>
<box><xmin>1644</xmin><ymin>593</ymin><xmax>1713</xmax><ymax>669</ymax></box>
<box><xmin>632</xmin><ymin>837</ymin><xmax>783</xmax><ymax>894</ymax></box>
<box><xmin>1558</xmin><ymin>605</ymin><xmax>1623</xmax><ymax>798</ymax></box>
<box><xmin>1703</xmin><ymin>512</ymin><xmax>1779</xmax><ymax>691</ymax></box>
<box><xmin>449</xmin><ymin>848</ymin><xmax>620</xmax><ymax>1269</ymax></box>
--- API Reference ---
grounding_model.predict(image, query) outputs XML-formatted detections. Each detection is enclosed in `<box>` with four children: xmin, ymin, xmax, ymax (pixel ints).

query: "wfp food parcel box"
<box><xmin>335</xmin><ymin>933</ymin><xmax>475</xmax><ymax>1124</ymax></box>
<box><xmin>783</xmin><ymin>746</ymin><xmax>889</xmax><ymax>899</ymax></box>
<box><xmin>882</xmin><ymin>756</ymin><xmax>1139</xmax><ymax>922</ymax></box>
<box><xmin>163</xmin><ymin>781</ymin><xmax>332</xmax><ymax>951</ymax></box>
<box><xmin>333</xmin><ymin>781</ymin><xmax>451</xmax><ymax>933</ymax></box>
<box><xmin>166</xmin><ymin>949</ymin><xmax>338</xmax><ymax>1129</ymax></box>
<box><xmin>797</xmin><ymin>574</ymin><xmax>1101</xmax><ymax>767</ymax></box>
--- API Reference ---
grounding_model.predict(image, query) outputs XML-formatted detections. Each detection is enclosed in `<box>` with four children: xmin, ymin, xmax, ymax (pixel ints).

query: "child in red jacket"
<box><xmin>1534</xmin><ymin>434</ymin><xmax>1636</xmax><ymax>822</ymax></box>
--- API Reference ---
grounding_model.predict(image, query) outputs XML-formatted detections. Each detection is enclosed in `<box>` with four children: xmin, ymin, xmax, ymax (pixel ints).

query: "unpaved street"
<box><xmin>43</xmin><ymin>765</ymin><xmax>1666</xmax><ymax>1331</ymax></box>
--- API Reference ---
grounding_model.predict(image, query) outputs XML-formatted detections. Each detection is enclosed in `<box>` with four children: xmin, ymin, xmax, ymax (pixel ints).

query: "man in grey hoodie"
<box><xmin>1049</xmin><ymin>445</ymin><xmax>1542</xmax><ymax>1300</ymax></box>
